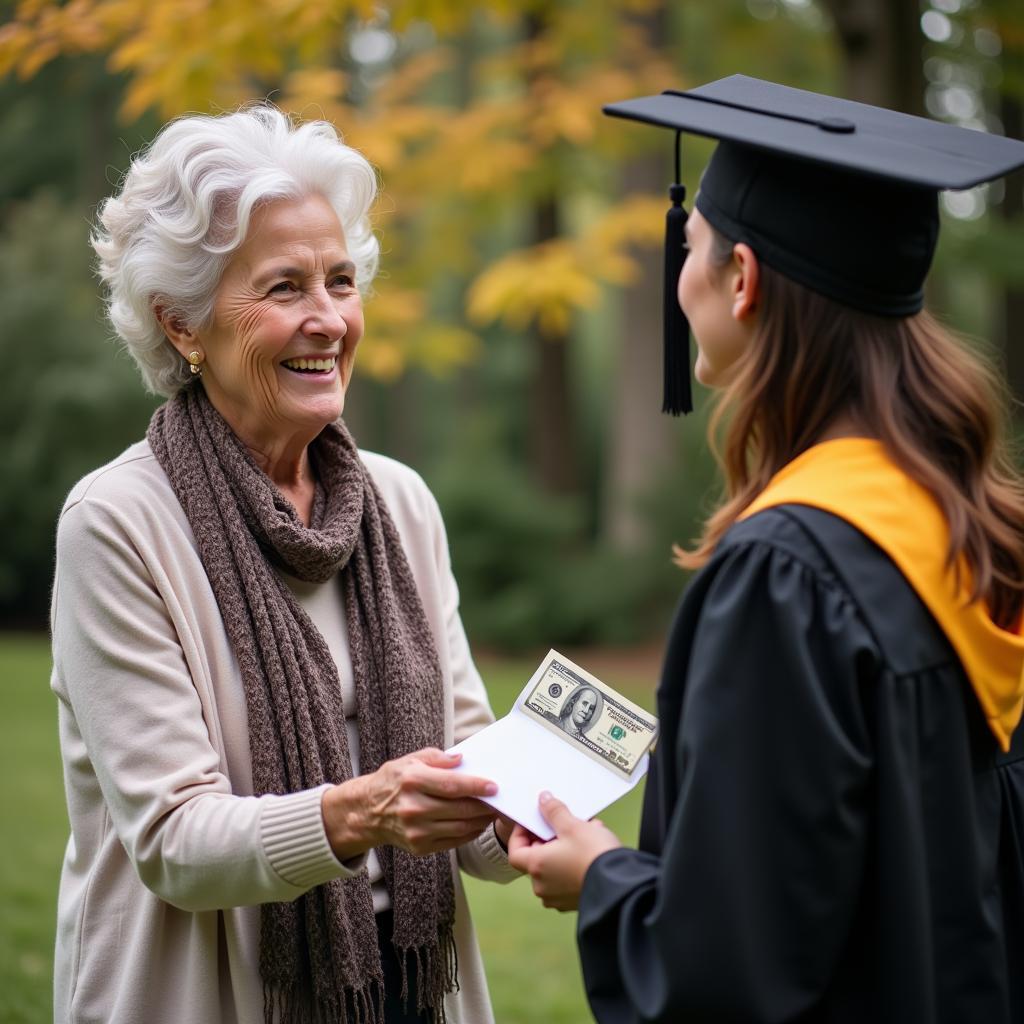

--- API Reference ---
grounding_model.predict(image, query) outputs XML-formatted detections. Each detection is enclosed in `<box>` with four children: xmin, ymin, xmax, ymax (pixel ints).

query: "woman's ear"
<box><xmin>731</xmin><ymin>243</ymin><xmax>760</xmax><ymax>321</ymax></box>
<box><xmin>153</xmin><ymin>303</ymin><xmax>196</xmax><ymax>359</ymax></box>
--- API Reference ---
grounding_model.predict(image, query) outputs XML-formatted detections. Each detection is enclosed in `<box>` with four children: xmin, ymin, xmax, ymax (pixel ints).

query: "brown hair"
<box><xmin>677</xmin><ymin>247</ymin><xmax>1024</xmax><ymax>630</ymax></box>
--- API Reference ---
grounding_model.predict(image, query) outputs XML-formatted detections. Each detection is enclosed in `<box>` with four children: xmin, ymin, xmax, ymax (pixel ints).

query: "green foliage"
<box><xmin>941</xmin><ymin>214</ymin><xmax>1024</xmax><ymax>287</ymax></box>
<box><xmin>0</xmin><ymin>192</ymin><xmax>157</xmax><ymax>623</ymax></box>
<box><xmin>432</xmin><ymin>451</ymin><xmax>659</xmax><ymax>651</ymax></box>
<box><xmin>1</xmin><ymin>0</ymin><xmax>1019</xmax><ymax>629</ymax></box>
<box><xmin>430</xmin><ymin>402</ymin><xmax>723</xmax><ymax>652</ymax></box>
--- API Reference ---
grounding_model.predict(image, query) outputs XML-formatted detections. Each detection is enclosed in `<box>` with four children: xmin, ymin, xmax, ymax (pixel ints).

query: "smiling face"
<box><xmin>188</xmin><ymin>193</ymin><xmax>364</xmax><ymax>453</ymax></box>
<box><xmin>572</xmin><ymin>688</ymin><xmax>598</xmax><ymax>730</ymax></box>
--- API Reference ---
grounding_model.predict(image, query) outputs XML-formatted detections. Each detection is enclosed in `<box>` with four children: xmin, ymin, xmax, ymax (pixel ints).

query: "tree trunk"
<box><xmin>601</xmin><ymin>2</ymin><xmax>675</xmax><ymax>550</ymax></box>
<box><xmin>529</xmin><ymin>195</ymin><xmax>580</xmax><ymax>495</ymax></box>
<box><xmin>81</xmin><ymin>61</ymin><xmax>119</xmax><ymax>206</ymax></box>
<box><xmin>999</xmin><ymin>90</ymin><xmax>1024</xmax><ymax>409</ymax></box>
<box><xmin>524</xmin><ymin>13</ymin><xmax>579</xmax><ymax>496</ymax></box>
<box><xmin>823</xmin><ymin>0</ymin><xmax>926</xmax><ymax>113</ymax></box>
<box><xmin>602</xmin><ymin>155</ymin><xmax>675</xmax><ymax>549</ymax></box>
<box><xmin>823</xmin><ymin>3</ymin><xmax>953</xmax><ymax>315</ymax></box>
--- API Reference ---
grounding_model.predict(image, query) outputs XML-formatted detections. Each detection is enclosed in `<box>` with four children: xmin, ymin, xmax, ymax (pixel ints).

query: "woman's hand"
<box><xmin>507</xmin><ymin>791</ymin><xmax>622</xmax><ymax>911</ymax></box>
<box><xmin>322</xmin><ymin>748</ymin><xmax>499</xmax><ymax>860</ymax></box>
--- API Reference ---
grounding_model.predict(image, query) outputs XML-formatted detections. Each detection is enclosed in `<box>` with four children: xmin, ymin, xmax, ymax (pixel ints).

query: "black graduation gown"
<box><xmin>578</xmin><ymin>505</ymin><xmax>1024</xmax><ymax>1024</ymax></box>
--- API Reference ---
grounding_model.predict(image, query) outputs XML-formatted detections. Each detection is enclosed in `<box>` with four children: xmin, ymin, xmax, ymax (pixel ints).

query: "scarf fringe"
<box><xmin>264</xmin><ymin>979</ymin><xmax>386</xmax><ymax>1024</ymax></box>
<box><xmin>397</xmin><ymin>925</ymin><xmax>459</xmax><ymax>1023</ymax></box>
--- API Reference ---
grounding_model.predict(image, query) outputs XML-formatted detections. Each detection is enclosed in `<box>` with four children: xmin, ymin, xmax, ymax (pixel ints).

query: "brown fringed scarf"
<box><xmin>148</xmin><ymin>383</ymin><xmax>457</xmax><ymax>1024</ymax></box>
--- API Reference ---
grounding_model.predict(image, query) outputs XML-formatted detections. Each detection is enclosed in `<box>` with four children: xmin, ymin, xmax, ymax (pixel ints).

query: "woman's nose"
<box><xmin>302</xmin><ymin>285</ymin><xmax>346</xmax><ymax>340</ymax></box>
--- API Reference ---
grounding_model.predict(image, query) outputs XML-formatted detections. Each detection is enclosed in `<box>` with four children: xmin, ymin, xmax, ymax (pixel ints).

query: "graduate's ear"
<box><xmin>731</xmin><ymin>243</ymin><xmax>760</xmax><ymax>322</ymax></box>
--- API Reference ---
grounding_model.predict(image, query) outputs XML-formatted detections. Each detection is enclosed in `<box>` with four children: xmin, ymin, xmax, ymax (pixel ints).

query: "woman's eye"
<box><xmin>330</xmin><ymin>275</ymin><xmax>354</xmax><ymax>289</ymax></box>
<box><xmin>269</xmin><ymin>281</ymin><xmax>295</xmax><ymax>294</ymax></box>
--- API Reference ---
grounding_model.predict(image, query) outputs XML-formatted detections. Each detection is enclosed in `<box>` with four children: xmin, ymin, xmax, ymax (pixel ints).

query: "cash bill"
<box><xmin>519</xmin><ymin>650</ymin><xmax>658</xmax><ymax>780</ymax></box>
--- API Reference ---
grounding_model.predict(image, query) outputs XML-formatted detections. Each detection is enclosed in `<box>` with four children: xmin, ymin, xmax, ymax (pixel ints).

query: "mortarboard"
<box><xmin>603</xmin><ymin>75</ymin><xmax>1024</xmax><ymax>415</ymax></box>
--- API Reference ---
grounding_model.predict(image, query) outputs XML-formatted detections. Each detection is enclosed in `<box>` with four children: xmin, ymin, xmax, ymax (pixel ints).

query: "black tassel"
<box><xmin>663</xmin><ymin>180</ymin><xmax>692</xmax><ymax>415</ymax></box>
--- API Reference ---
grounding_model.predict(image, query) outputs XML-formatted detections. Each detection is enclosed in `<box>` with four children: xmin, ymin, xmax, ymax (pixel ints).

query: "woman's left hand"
<box><xmin>507</xmin><ymin>791</ymin><xmax>622</xmax><ymax>911</ymax></box>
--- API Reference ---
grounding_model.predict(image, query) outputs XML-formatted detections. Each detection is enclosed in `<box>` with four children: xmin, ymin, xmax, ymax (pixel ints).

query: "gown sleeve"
<box><xmin>577</xmin><ymin>536</ymin><xmax>878</xmax><ymax>1023</ymax></box>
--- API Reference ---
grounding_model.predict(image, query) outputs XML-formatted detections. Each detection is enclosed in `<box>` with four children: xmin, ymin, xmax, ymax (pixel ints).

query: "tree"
<box><xmin>0</xmin><ymin>191</ymin><xmax>157</xmax><ymax>621</ymax></box>
<box><xmin>822</xmin><ymin>0</ymin><xmax>926</xmax><ymax>113</ymax></box>
<box><xmin>5</xmin><ymin>0</ymin><xmax>1012</xmax><ymax>641</ymax></box>
<box><xmin>991</xmin><ymin>1</ymin><xmax>1024</xmax><ymax>402</ymax></box>
<box><xmin>0</xmin><ymin>0</ymin><xmax>678</xmax><ymax>634</ymax></box>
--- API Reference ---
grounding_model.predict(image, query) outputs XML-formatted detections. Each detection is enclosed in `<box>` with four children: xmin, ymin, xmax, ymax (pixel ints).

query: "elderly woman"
<box><xmin>50</xmin><ymin>107</ymin><xmax>517</xmax><ymax>1024</ymax></box>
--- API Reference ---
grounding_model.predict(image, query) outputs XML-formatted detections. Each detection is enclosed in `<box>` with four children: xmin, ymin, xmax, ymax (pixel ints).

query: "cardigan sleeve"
<box><xmin>51</xmin><ymin>492</ymin><xmax>362</xmax><ymax>913</ymax></box>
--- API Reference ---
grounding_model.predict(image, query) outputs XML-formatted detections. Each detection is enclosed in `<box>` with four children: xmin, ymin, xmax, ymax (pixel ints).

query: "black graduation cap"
<box><xmin>603</xmin><ymin>75</ymin><xmax>1024</xmax><ymax>415</ymax></box>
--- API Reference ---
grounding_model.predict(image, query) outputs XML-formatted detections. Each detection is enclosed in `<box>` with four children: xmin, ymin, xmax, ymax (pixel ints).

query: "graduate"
<box><xmin>507</xmin><ymin>76</ymin><xmax>1024</xmax><ymax>1023</ymax></box>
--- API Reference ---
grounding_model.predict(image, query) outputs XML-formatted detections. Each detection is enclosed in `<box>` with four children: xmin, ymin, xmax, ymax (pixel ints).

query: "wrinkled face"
<box><xmin>572</xmin><ymin>688</ymin><xmax>598</xmax><ymax>729</ymax></box>
<box><xmin>678</xmin><ymin>208</ymin><xmax>749</xmax><ymax>389</ymax></box>
<box><xmin>196</xmin><ymin>193</ymin><xmax>364</xmax><ymax>446</ymax></box>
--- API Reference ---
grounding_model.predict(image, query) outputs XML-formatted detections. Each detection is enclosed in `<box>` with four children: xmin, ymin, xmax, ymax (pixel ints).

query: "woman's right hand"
<box><xmin>321</xmin><ymin>748</ymin><xmax>499</xmax><ymax>860</ymax></box>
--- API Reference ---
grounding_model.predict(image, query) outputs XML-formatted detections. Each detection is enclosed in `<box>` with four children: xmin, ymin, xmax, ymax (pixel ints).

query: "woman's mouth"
<box><xmin>281</xmin><ymin>356</ymin><xmax>337</xmax><ymax>375</ymax></box>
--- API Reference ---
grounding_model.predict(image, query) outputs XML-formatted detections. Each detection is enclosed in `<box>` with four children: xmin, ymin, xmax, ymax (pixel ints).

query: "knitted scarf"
<box><xmin>148</xmin><ymin>384</ymin><xmax>457</xmax><ymax>1024</ymax></box>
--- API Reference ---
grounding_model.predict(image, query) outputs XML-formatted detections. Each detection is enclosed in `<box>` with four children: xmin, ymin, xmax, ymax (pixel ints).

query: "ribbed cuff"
<box><xmin>475</xmin><ymin>822</ymin><xmax>522</xmax><ymax>880</ymax></box>
<box><xmin>260</xmin><ymin>785</ymin><xmax>367</xmax><ymax>890</ymax></box>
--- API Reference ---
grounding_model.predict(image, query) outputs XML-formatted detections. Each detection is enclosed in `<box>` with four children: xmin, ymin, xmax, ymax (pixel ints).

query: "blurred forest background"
<box><xmin>1</xmin><ymin>0</ymin><xmax>1023</xmax><ymax>651</ymax></box>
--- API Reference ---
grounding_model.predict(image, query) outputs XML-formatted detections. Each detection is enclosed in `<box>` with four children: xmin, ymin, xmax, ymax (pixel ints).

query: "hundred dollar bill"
<box><xmin>518</xmin><ymin>650</ymin><xmax>658</xmax><ymax>780</ymax></box>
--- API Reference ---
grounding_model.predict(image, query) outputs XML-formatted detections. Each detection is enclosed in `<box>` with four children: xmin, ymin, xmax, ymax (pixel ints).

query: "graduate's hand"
<box><xmin>507</xmin><ymin>791</ymin><xmax>621</xmax><ymax>911</ymax></box>
<box><xmin>493</xmin><ymin>814</ymin><xmax>516</xmax><ymax>852</ymax></box>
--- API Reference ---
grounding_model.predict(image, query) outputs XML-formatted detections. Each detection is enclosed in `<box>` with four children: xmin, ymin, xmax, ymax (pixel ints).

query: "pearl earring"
<box><xmin>187</xmin><ymin>350</ymin><xmax>203</xmax><ymax>376</ymax></box>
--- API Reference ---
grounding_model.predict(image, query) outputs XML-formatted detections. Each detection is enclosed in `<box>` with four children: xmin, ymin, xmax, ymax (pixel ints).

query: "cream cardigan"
<box><xmin>50</xmin><ymin>440</ymin><xmax>519</xmax><ymax>1024</ymax></box>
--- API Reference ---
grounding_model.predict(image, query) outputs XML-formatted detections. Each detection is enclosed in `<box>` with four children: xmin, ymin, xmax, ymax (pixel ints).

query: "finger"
<box><xmin>409</xmin><ymin>795</ymin><xmax>499</xmax><ymax>822</ymax></box>
<box><xmin>425</xmin><ymin>808</ymin><xmax>497</xmax><ymax>830</ymax></box>
<box><xmin>508</xmin><ymin>823</ymin><xmax>542</xmax><ymax>849</ymax></box>
<box><xmin>414</xmin><ymin>767</ymin><xmax>498</xmax><ymax>800</ymax></box>
<box><xmin>410</xmin><ymin>747</ymin><xmax>462</xmax><ymax>767</ymax></box>
<box><xmin>506</xmin><ymin>825</ymin><xmax>535</xmax><ymax>864</ymax></box>
<box><xmin>419</xmin><ymin>821</ymin><xmax>492</xmax><ymax>854</ymax></box>
<box><xmin>401</xmin><ymin>812</ymin><xmax>494</xmax><ymax>852</ymax></box>
<box><xmin>425</xmin><ymin>814</ymin><xmax>496</xmax><ymax>841</ymax></box>
<box><xmin>458</xmin><ymin>813</ymin><xmax>500</xmax><ymax>834</ymax></box>
<box><xmin>543</xmin><ymin>894</ymin><xmax>577</xmax><ymax>913</ymax></box>
<box><xmin>537</xmin><ymin>790</ymin><xmax>578</xmax><ymax>836</ymax></box>
<box><xmin>508</xmin><ymin>830</ymin><xmax>544</xmax><ymax>872</ymax></box>
<box><xmin>463</xmin><ymin>797</ymin><xmax>502</xmax><ymax>817</ymax></box>
<box><xmin>493</xmin><ymin>814</ymin><xmax>515</xmax><ymax>850</ymax></box>
<box><xmin>529</xmin><ymin>870</ymin><xmax>579</xmax><ymax>912</ymax></box>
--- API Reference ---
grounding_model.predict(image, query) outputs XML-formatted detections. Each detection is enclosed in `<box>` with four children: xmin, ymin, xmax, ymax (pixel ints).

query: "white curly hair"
<box><xmin>92</xmin><ymin>105</ymin><xmax>379</xmax><ymax>397</ymax></box>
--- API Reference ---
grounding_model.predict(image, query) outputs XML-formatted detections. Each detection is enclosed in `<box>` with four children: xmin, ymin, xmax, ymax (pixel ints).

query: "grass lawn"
<box><xmin>1</xmin><ymin>634</ymin><xmax>657</xmax><ymax>1024</ymax></box>
<box><xmin>1</xmin><ymin>635</ymin><xmax>67</xmax><ymax>1024</ymax></box>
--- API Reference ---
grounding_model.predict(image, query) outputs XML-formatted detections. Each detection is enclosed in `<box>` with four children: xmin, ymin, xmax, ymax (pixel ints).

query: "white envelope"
<box><xmin>448</xmin><ymin>652</ymin><xmax>653</xmax><ymax>841</ymax></box>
